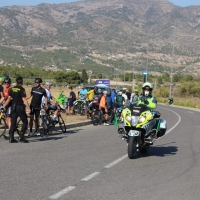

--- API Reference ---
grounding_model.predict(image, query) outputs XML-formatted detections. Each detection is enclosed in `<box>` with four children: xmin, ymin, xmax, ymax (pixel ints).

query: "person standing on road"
<box><xmin>99</xmin><ymin>91</ymin><xmax>109</xmax><ymax>126</ymax></box>
<box><xmin>5</xmin><ymin>76</ymin><xmax>30</xmax><ymax>143</ymax></box>
<box><xmin>126</xmin><ymin>89</ymin><xmax>131</xmax><ymax>106</ymax></box>
<box><xmin>3</xmin><ymin>76</ymin><xmax>12</xmax><ymax>139</ymax></box>
<box><xmin>0</xmin><ymin>77</ymin><xmax>5</xmax><ymax>104</ymax></box>
<box><xmin>26</xmin><ymin>78</ymin><xmax>48</xmax><ymax>136</ymax></box>
<box><xmin>78</xmin><ymin>85</ymin><xmax>87</xmax><ymax>100</ymax></box>
<box><xmin>67</xmin><ymin>86</ymin><xmax>76</xmax><ymax>115</ymax></box>
<box><xmin>130</xmin><ymin>88</ymin><xmax>140</xmax><ymax>105</ymax></box>
<box><xmin>122</xmin><ymin>90</ymin><xmax>128</xmax><ymax>106</ymax></box>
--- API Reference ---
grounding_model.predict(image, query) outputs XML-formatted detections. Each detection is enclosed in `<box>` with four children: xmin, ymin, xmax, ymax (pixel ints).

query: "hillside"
<box><xmin>0</xmin><ymin>0</ymin><xmax>199</xmax><ymax>76</ymax></box>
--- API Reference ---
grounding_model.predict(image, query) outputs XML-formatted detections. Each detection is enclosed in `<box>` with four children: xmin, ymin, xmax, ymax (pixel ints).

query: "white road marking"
<box><xmin>104</xmin><ymin>154</ymin><xmax>128</xmax><ymax>168</ymax></box>
<box><xmin>81</xmin><ymin>172</ymin><xmax>100</xmax><ymax>181</ymax></box>
<box><xmin>163</xmin><ymin>108</ymin><xmax>181</xmax><ymax>134</ymax></box>
<box><xmin>49</xmin><ymin>106</ymin><xmax>181</xmax><ymax>199</ymax></box>
<box><xmin>49</xmin><ymin>186</ymin><xmax>76</xmax><ymax>199</ymax></box>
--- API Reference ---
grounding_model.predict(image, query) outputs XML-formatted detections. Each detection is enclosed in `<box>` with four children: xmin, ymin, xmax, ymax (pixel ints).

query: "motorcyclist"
<box><xmin>139</xmin><ymin>82</ymin><xmax>157</xmax><ymax>110</ymax></box>
<box><xmin>168</xmin><ymin>96</ymin><xmax>173</xmax><ymax>105</ymax></box>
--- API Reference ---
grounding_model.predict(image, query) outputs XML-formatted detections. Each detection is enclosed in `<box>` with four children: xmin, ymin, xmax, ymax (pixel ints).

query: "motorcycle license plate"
<box><xmin>128</xmin><ymin>130</ymin><xmax>140</xmax><ymax>136</ymax></box>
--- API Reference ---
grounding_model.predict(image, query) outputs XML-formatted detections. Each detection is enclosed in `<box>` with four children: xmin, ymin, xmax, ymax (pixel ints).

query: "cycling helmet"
<box><xmin>103</xmin><ymin>91</ymin><xmax>107</xmax><ymax>94</ymax></box>
<box><xmin>45</xmin><ymin>81</ymin><xmax>52</xmax><ymax>86</ymax></box>
<box><xmin>134</xmin><ymin>88</ymin><xmax>139</xmax><ymax>93</ymax></box>
<box><xmin>35</xmin><ymin>78</ymin><xmax>42</xmax><ymax>83</ymax></box>
<box><xmin>0</xmin><ymin>77</ymin><xmax>4</xmax><ymax>82</ymax></box>
<box><xmin>118</xmin><ymin>91</ymin><xmax>122</xmax><ymax>95</ymax></box>
<box><xmin>4</xmin><ymin>76</ymin><xmax>11</xmax><ymax>84</ymax></box>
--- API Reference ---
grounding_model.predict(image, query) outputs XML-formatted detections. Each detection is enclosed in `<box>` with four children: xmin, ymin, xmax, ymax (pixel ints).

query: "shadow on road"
<box><xmin>26</xmin><ymin>128</ymin><xmax>85</xmax><ymax>142</ymax></box>
<box><xmin>141</xmin><ymin>145</ymin><xmax>178</xmax><ymax>157</ymax></box>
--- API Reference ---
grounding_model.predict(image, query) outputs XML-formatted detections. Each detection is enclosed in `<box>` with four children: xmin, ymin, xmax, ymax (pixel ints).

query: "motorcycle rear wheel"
<box><xmin>128</xmin><ymin>136</ymin><xmax>137</xmax><ymax>159</ymax></box>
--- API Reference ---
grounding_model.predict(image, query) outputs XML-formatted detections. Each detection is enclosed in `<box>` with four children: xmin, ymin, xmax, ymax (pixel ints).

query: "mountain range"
<box><xmin>0</xmin><ymin>0</ymin><xmax>199</xmax><ymax>75</ymax></box>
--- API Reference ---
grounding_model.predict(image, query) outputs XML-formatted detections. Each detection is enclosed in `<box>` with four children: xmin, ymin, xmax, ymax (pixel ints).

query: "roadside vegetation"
<box><xmin>1</xmin><ymin>65</ymin><xmax>200</xmax><ymax>109</ymax></box>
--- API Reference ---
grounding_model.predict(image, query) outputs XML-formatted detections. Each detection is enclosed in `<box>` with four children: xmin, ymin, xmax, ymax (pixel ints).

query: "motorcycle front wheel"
<box><xmin>128</xmin><ymin>136</ymin><xmax>137</xmax><ymax>159</ymax></box>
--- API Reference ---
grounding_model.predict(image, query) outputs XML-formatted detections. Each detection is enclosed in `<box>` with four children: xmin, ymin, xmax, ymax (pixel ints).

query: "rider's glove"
<box><xmin>144</xmin><ymin>99</ymin><xmax>149</xmax><ymax>105</ymax></box>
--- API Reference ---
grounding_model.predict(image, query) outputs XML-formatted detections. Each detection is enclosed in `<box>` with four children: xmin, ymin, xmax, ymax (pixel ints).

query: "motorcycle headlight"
<box><xmin>126</xmin><ymin>116</ymin><xmax>131</xmax><ymax>122</ymax></box>
<box><xmin>138</xmin><ymin>116</ymin><xmax>146</xmax><ymax>123</ymax></box>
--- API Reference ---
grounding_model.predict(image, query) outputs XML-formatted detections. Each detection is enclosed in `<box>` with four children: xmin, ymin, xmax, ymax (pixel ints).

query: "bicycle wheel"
<box><xmin>16</xmin><ymin>117</ymin><xmax>36</xmax><ymax>136</ymax></box>
<box><xmin>40</xmin><ymin>114</ymin><xmax>53</xmax><ymax>136</ymax></box>
<box><xmin>0</xmin><ymin>117</ymin><xmax>7</xmax><ymax>137</ymax></box>
<box><xmin>58</xmin><ymin>115</ymin><xmax>66</xmax><ymax>133</ymax></box>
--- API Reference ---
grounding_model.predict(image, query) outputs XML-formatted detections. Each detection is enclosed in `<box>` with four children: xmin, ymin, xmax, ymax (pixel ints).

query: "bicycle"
<box><xmin>16</xmin><ymin>115</ymin><xmax>36</xmax><ymax>136</ymax></box>
<box><xmin>0</xmin><ymin>109</ymin><xmax>7</xmax><ymax>137</ymax></box>
<box><xmin>48</xmin><ymin>104</ymin><xmax>66</xmax><ymax>133</ymax></box>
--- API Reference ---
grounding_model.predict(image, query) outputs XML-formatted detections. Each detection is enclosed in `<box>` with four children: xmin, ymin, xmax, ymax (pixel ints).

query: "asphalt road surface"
<box><xmin>0</xmin><ymin>104</ymin><xmax>200</xmax><ymax>200</ymax></box>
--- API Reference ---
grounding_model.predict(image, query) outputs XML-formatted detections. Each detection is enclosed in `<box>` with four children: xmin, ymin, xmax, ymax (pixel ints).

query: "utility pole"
<box><xmin>170</xmin><ymin>26</ymin><xmax>175</xmax><ymax>98</ymax></box>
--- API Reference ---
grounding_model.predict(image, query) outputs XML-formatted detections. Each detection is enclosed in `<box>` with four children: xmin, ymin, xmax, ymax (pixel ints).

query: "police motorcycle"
<box><xmin>118</xmin><ymin>103</ymin><xmax>167</xmax><ymax>159</ymax></box>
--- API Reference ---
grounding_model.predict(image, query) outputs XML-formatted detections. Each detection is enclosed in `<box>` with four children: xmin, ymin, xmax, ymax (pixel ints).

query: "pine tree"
<box><xmin>82</xmin><ymin>69</ymin><xmax>88</xmax><ymax>84</ymax></box>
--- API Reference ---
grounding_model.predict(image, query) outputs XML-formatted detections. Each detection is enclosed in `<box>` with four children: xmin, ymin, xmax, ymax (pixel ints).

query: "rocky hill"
<box><xmin>0</xmin><ymin>0</ymin><xmax>199</xmax><ymax>75</ymax></box>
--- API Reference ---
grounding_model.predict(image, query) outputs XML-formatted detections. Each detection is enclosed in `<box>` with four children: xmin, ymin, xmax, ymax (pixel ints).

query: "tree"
<box><xmin>81</xmin><ymin>69</ymin><xmax>88</xmax><ymax>84</ymax></box>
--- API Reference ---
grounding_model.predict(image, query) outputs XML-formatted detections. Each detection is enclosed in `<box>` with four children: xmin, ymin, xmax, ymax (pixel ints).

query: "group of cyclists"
<box><xmin>0</xmin><ymin>76</ymin><xmax>59</xmax><ymax>142</ymax></box>
<box><xmin>76</xmin><ymin>82</ymin><xmax>158</xmax><ymax>125</ymax></box>
<box><xmin>0</xmin><ymin>75</ymin><xmax>171</xmax><ymax>141</ymax></box>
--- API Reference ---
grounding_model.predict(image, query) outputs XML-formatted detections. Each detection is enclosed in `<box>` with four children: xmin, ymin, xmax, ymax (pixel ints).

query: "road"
<box><xmin>0</xmin><ymin>104</ymin><xmax>200</xmax><ymax>200</ymax></box>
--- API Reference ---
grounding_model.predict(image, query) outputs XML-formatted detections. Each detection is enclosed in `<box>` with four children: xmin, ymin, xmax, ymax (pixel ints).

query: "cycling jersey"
<box><xmin>4</xmin><ymin>86</ymin><xmax>12</xmax><ymax>99</ymax></box>
<box><xmin>30</xmin><ymin>87</ymin><xmax>47</xmax><ymax>108</ymax></box>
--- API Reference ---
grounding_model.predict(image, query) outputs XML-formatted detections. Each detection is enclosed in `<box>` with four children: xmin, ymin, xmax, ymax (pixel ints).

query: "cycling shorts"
<box><xmin>6</xmin><ymin>106</ymin><xmax>11</xmax><ymax>117</ymax></box>
<box><xmin>48</xmin><ymin>104</ymin><xmax>57</xmax><ymax>110</ymax></box>
<box><xmin>30</xmin><ymin>105</ymin><xmax>41</xmax><ymax>118</ymax></box>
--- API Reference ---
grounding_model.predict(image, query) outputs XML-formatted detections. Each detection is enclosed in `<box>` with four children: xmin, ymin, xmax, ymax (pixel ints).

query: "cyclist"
<box><xmin>86</xmin><ymin>86</ymin><xmax>97</xmax><ymax>101</ymax></box>
<box><xmin>114</xmin><ymin>91</ymin><xmax>125</xmax><ymax>109</ymax></box>
<box><xmin>3</xmin><ymin>76</ymin><xmax>12</xmax><ymax>139</ymax></box>
<box><xmin>139</xmin><ymin>82</ymin><xmax>157</xmax><ymax>109</ymax></box>
<box><xmin>26</xmin><ymin>78</ymin><xmax>48</xmax><ymax>136</ymax></box>
<box><xmin>122</xmin><ymin>90</ymin><xmax>128</xmax><ymax>106</ymax></box>
<box><xmin>0</xmin><ymin>77</ymin><xmax>4</xmax><ymax>104</ymax></box>
<box><xmin>42</xmin><ymin>82</ymin><xmax>59</xmax><ymax>121</ymax></box>
<box><xmin>99</xmin><ymin>91</ymin><xmax>109</xmax><ymax>126</ymax></box>
<box><xmin>78</xmin><ymin>85</ymin><xmax>87</xmax><ymax>100</ymax></box>
<box><xmin>130</xmin><ymin>88</ymin><xmax>140</xmax><ymax>105</ymax></box>
<box><xmin>67</xmin><ymin>86</ymin><xmax>76</xmax><ymax>115</ymax></box>
<box><xmin>86</xmin><ymin>86</ymin><xmax>97</xmax><ymax>113</ymax></box>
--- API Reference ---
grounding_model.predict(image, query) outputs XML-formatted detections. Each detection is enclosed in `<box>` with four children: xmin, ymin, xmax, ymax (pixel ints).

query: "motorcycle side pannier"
<box><xmin>157</xmin><ymin>119</ymin><xmax>167</xmax><ymax>138</ymax></box>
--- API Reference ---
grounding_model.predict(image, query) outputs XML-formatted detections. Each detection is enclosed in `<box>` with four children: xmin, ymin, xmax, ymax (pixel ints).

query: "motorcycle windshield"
<box><xmin>130</xmin><ymin>104</ymin><xmax>149</xmax><ymax>116</ymax></box>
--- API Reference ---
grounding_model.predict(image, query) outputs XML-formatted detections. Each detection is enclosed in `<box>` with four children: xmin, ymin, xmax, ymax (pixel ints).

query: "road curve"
<box><xmin>0</xmin><ymin>104</ymin><xmax>200</xmax><ymax>200</ymax></box>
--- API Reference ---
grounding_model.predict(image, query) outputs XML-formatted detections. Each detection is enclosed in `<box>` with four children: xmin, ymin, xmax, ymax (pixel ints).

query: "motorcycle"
<box><xmin>118</xmin><ymin>103</ymin><xmax>167</xmax><ymax>159</ymax></box>
<box><xmin>56</xmin><ymin>90</ymin><xmax>68</xmax><ymax>110</ymax></box>
<box><xmin>168</xmin><ymin>97</ymin><xmax>173</xmax><ymax>105</ymax></box>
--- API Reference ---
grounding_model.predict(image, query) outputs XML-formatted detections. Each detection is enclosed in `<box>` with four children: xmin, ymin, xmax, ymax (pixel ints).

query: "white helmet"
<box><xmin>45</xmin><ymin>82</ymin><xmax>52</xmax><ymax>86</ymax></box>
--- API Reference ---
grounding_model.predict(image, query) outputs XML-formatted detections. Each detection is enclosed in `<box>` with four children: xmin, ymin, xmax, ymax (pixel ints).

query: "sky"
<box><xmin>0</xmin><ymin>0</ymin><xmax>199</xmax><ymax>8</ymax></box>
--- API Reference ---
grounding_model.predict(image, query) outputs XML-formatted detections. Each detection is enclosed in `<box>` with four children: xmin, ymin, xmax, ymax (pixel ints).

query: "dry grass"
<box><xmin>158</xmin><ymin>97</ymin><xmax>200</xmax><ymax>109</ymax></box>
<box><xmin>23</xmin><ymin>85</ymin><xmax>89</xmax><ymax>123</ymax></box>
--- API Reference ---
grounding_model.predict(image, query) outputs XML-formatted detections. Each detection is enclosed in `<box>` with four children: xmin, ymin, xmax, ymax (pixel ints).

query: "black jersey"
<box><xmin>0</xmin><ymin>85</ymin><xmax>3</xmax><ymax>93</ymax></box>
<box><xmin>30</xmin><ymin>87</ymin><xmax>47</xmax><ymax>108</ymax></box>
<box><xmin>9</xmin><ymin>86</ymin><xmax>26</xmax><ymax>106</ymax></box>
